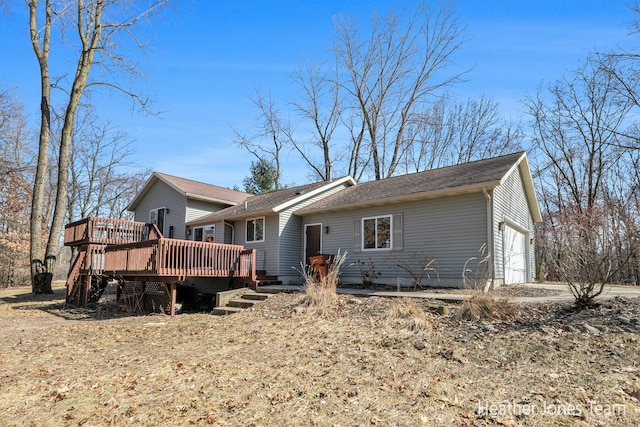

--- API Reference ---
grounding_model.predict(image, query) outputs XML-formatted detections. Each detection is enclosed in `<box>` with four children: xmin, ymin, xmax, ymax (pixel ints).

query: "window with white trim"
<box><xmin>362</xmin><ymin>215</ymin><xmax>391</xmax><ymax>250</ymax></box>
<box><xmin>246</xmin><ymin>217</ymin><xmax>264</xmax><ymax>242</ymax></box>
<box><xmin>193</xmin><ymin>225</ymin><xmax>215</xmax><ymax>242</ymax></box>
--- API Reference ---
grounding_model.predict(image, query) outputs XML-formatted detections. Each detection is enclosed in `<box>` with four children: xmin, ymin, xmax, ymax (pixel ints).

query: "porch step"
<box><xmin>256</xmin><ymin>279</ymin><xmax>282</xmax><ymax>286</ymax></box>
<box><xmin>227</xmin><ymin>298</ymin><xmax>257</xmax><ymax>309</ymax></box>
<box><xmin>241</xmin><ymin>292</ymin><xmax>271</xmax><ymax>301</ymax></box>
<box><xmin>256</xmin><ymin>285</ymin><xmax>303</xmax><ymax>294</ymax></box>
<box><xmin>211</xmin><ymin>290</ymin><xmax>272</xmax><ymax>316</ymax></box>
<box><xmin>211</xmin><ymin>306</ymin><xmax>245</xmax><ymax>315</ymax></box>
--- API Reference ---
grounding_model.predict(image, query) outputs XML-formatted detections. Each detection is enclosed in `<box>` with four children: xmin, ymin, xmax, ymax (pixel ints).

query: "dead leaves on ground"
<box><xmin>1</xmin><ymin>289</ymin><xmax>640</xmax><ymax>426</ymax></box>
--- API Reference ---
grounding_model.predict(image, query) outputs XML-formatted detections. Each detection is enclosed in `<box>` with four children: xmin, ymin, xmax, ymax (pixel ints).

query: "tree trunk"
<box><xmin>29</xmin><ymin>0</ymin><xmax>53</xmax><ymax>294</ymax></box>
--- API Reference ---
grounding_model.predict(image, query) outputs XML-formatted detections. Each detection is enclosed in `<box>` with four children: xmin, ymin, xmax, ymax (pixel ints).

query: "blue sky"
<box><xmin>0</xmin><ymin>0</ymin><xmax>637</xmax><ymax>189</ymax></box>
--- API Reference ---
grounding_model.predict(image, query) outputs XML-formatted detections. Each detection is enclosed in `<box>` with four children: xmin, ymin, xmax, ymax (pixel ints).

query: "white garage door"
<box><xmin>504</xmin><ymin>225</ymin><xmax>527</xmax><ymax>284</ymax></box>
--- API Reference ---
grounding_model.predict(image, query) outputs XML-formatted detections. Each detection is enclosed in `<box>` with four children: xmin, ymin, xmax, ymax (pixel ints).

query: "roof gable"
<box><xmin>187</xmin><ymin>176</ymin><xmax>356</xmax><ymax>226</ymax></box>
<box><xmin>127</xmin><ymin>172</ymin><xmax>250</xmax><ymax>212</ymax></box>
<box><xmin>298</xmin><ymin>152</ymin><xmax>540</xmax><ymax>220</ymax></box>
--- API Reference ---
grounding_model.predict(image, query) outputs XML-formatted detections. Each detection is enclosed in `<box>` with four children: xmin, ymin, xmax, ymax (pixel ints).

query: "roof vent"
<box><xmin>295</xmin><ymin>190</ymin><xmax>305</xmax><ymax>195</ymax></box>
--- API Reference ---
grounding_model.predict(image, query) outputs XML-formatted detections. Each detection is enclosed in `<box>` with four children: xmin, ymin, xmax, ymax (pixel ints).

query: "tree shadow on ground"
<box><xmin>0</xmin><ymin>285</ymin><xmax>66</xmax><ymax>304</ymax></box>
<box><xmin>0</xmin><ymin>285</ymin><xmax>136</xmax><ymax>321</ymax></box>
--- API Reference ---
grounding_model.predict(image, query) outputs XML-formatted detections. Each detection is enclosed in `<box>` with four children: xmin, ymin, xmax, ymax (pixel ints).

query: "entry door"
<box><xmin>504</xmin><ymin>225</ymin><xmax>527</xmax><ymax>284</ymax></box>
<box><xmin>305</xmin><ymin>224</ymin><xmax>322</xmax><ymax>265</ymax></box>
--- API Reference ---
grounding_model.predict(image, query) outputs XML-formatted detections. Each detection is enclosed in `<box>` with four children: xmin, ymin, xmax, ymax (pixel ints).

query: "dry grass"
<box><xmin>386</xmin><ymin>298</ymin><xmax>433</xmax><ymax>335</ymax></box>
<box><xmin>300</xmin><ymin>250</ymin><xmax>347</xmax><ymax>309</ymax></box>
<box><xmin>1</xmin><ymin>284</ymin><xmax>640</xmax><ymax>426</ymax></box>
<box><xmin>458</xmin><ymin>291</ymin><xmax>520</xmax><ymax>321</ymax></box>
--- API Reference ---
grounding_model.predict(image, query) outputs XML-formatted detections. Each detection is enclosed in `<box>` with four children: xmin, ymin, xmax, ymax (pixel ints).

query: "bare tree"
<box><xmin>101</xmin><ymin>169</ymin><xmax>149</xmax><ymax>220</ymax></box>
<box><xmin>233</xmin><ymin>91</ymin><xmax>286</xmax><ymax>190</ymax></box>
<box><xmin>290</xmin><ymin>62</ymin><xmax>342</xmax><ymax>180</ymax></box>
<box><xmin>543</xmin><ymin>204</ymin><xmax>637</xmax><ymax>310</ymax></box>
<box><xmin>66</xmin><ymin>108</ymin><xmax>137</xmax><ymax>221</ymax></box>
<box><xmin>401</xmin><ymin>96</ymin><xmax>523</xmax><ymax>173</ymax></box>
<box><xmin>0</xmin><ymin>89</ymin><xmax>32</xmax><ymax>286</ymax></box>
<box><xmin>27</xmin><ymin>0</ymin><xmax>166</xmax><ymax>293</ymax></box>
<box><xmin>598</xmin><ymin>3</ymin><xmax>640</xmax><ymax>115</ymax></box>
<box><xmin>333</xmin><ymin>1</ymin><xmax>467</xmax><ymax>180</ymax></box>
<box><xmin>528</xmin><ymin>56</ymin><xmax>640</xmax><ymax>299</ymax></box>
<box><xmin>526</xmin><ymin>56</ymin><xmax>634</xmax><ymax>214</ymax></box>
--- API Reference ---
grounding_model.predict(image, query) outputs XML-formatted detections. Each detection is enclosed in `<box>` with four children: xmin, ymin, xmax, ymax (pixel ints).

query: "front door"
<box><xmin>305</xmin><ymin>224</ymin><xmax>322</xmax><ymax>265</ymax></box>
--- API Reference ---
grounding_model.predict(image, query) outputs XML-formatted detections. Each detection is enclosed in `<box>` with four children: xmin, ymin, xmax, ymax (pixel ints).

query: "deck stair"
<box><xmin>254</xmin><ymin>270</ymin><xmax>282</xmax><ymax>286</ymax></box>
<box><xmin>211</xmin><ymin>290</ymin><xmax>271</xmax><ymax>315</ymax></box>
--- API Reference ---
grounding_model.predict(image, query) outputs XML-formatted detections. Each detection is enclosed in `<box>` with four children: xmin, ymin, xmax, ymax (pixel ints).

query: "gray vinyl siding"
<box><xmin>212</xmin><ymin>220</ymin><xmax>225</xmax><ymax>243</ymax></box>
<box><xmin>235</xmin><ymin>214</ymin><xmax>279</xmax><ymax>274</ymax></box>
<box><xmin>186</xmin><ymin>199</ymin><xmax>228</xmax><ymax>222</ymax></box>
<box><xmin>133</xmin><ymin>180</ymin><xmax>187</xmax><ymax>239</ymax></box>
<box><xmin>278</xmin><ymin>183</ymin><xmax>350</xmax><ymax>282</ymax></box>
<box><xmin>301</xmin><ymin>193</ymin><xmax>488</xmax><ymax>287</ymax></box>
<box><xmin>493</xmin><ymin>167</ymin><xmax>535</xmax><ymax>282</ymax></box>
<box><xmin>278</xmin><ymin>210</ymin><xmax>302</xmax><ymax>281</ymax></box>
<box><xmin>213</xmin><ymin>221</ymin><xmax>235</xmax><ymax>244</ymax></box>
<box><xmin>223</xmin><ymin>222</ymin><xmax>234</xmax><ymax>244</ymax></box>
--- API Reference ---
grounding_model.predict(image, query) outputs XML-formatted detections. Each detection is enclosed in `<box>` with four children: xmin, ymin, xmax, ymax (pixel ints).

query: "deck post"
<box><xmin>250</xmin><ymin>249</ymin><xmax>257</xmax><ymax>290</ymax></box>
<box><xmin>169</xmin><ymin>282</ymin><xmax>177</xmax><ymax>317</ymax></box>
<box><xmin>82</xmin><ymin>273</ymin><xmax>91</xmax><ymax>306</ymax></box>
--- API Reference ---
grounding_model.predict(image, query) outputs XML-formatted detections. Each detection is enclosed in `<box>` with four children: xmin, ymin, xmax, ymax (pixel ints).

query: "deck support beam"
<box><xmin>169</xmin><ymin>282</ymin><xmax>177</xmax><ymax>317</ymax></box>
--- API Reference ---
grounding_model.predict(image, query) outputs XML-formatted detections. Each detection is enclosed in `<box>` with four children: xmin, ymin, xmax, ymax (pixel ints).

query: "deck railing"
<box><xmin>102</xmin><ymin>238</ymin><xmax>256</xmax><ymax>280</ymax></box>
<box><xmin>64</xmin><ymin>216</ymin><xmax>159</xmax><ymax>246</ymax></box>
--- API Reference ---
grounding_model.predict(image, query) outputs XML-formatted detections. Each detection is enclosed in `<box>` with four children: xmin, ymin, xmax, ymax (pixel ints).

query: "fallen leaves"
<box><xmin>1</xmin><ymin>286</ymin><xmax>640</xmax><ymax>426</ymax></box>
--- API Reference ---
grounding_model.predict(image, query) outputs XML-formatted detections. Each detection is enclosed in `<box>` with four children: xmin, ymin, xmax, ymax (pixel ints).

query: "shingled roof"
<box><xmin>187</xmin><ymin>176</ymin><xmax>356</xmax><ymax>226</ymax></box>
<box><xmin>127</xmin><ymin>172</ymin><xmax>250</xmax><ymax>211</ymax></box>
<box><xmin>298</xmin><ymin>151</ymin><xmax>540</xmax><ymax>220</ymax></box>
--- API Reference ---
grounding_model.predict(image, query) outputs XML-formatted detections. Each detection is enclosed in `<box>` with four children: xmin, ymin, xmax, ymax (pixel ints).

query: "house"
<box><xmin>127</xmin><ymin>172</ymin><xmax>250</xmax><ymax>240</ymax></box>
<box><xmin>185</xmin><ymin>176</ymin><xmax>357</xmax><ymax>285</ymax></box>
<box><xmin>129</xmin><ymin>152</ymin><xmax>541</xmax><ymax>289</ymax></box>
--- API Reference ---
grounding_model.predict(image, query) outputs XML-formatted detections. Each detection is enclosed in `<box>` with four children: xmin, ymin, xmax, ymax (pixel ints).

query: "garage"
<box><xmin>503</xmin><ymin>225</ymin><xmax>528</xmax><ymax>284</ymax></box>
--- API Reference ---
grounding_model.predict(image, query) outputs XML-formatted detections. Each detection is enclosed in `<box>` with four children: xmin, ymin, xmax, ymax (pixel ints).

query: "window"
<box><xmin>149</xmin><ymin>207</ymin><xmax>167</xmax><ymax>235</ymax></box>
<box><xmin>193</xmin><ymin>225</ymin><xmax>215</xmax><ymax>242</ymax></box>
<box><xmin>362</xmin><ymin>215</ymin><xmax>391</xmax><ymax>250</ymax></box>
<box><xmin>246</xmin><ymin>217</ymin><xmax>264</xmax><ymax>242</ymax></box>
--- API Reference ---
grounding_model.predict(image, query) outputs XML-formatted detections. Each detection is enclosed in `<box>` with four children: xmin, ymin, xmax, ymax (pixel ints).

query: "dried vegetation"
<box><xmin>458</xmin><ymin>291</ymin><xmax>520</xmax><ymax>322</ymax></box>
<box><xmin>1</xmin><ymin>283</ymin><xmax>640</xmax><ymax>426</ymax></box>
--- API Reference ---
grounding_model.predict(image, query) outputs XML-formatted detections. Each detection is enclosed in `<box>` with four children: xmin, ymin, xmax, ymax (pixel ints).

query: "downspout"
<box><xmin>225</xmin><ymin>221</ymin><xmax>235</xmax><ymax>244</ymax></box>
<box><xmin>482</xmin><ymin>187</ymin><xmax>494</xmax><ymax>291</ymax></box>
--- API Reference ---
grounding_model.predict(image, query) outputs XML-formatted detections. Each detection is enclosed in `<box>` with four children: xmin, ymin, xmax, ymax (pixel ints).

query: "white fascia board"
<box><xmin>272</xmin><ymin>176</ymin><xmax>357</xmax><ymax>212</ymax></box>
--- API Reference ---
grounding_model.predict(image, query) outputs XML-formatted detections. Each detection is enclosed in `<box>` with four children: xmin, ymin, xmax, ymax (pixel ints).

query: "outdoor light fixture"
<box><xmin>324</xmin><ymin>226</ymin><xmax>330</xmax><ymax>234</ymax></box>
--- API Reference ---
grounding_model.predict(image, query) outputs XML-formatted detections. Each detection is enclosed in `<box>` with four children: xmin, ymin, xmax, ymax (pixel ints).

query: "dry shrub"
<box><xmin>387</xmin><ymin>298</ymin><xmax>432</xmax><ymax>334</ymax></box>
<box><xmin>458</xmin><ymin>291</ymin><xmax>519</xmax><ymax>321</ymax></box>
<box><xmin>300</xmin><ymin>250</ymin><xmax>348</xmax><ymax>309</ymax></box>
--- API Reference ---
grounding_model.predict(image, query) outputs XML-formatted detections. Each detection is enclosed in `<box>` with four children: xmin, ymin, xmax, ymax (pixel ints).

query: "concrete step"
<box><xmin>211</xmin><ymin>306</ymin><xmax>246</xmax><ymax>316</ymax></box>
<box><xmin>241</xmin><ymin>292</ymin><xmax>271</xmax><ymax>301</ymax></box>
<box><xmin>257</xmin><ymin>275</ymin><xmax>278</xmax><ymax>281</ymax></box>
<box><xmin>256</xmin><ymin>285</ymin><xmax>303</xmax><ymax>294</ymax></box>
<box><xmin>227</xmin><ymin>299</ymin><xmax>256</xmax><ymax>309</ymax></box>
<box><xmin>256</xmin><ymin>279</ymin><xmax>282</xmax><ymax>286</ymax></box>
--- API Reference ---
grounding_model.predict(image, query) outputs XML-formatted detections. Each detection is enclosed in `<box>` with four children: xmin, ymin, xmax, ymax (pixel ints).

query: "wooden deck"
<box><xmin>64</xmin><ymin>217</ymin><xmax>257</xmax><ymax>315</ymax></box>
